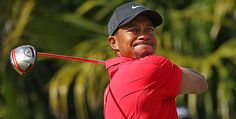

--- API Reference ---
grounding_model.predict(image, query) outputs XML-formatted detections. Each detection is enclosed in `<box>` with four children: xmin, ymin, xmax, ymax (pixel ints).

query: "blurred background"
<box><xmin>0</xmin><ymin>0</ymin><xmax>236</xmax><ymax>119</ymax></box>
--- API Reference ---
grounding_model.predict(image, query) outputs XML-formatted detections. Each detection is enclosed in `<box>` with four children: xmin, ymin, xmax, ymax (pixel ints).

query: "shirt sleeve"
<box><xmin>143</xmin><ymin>55</ymin><xmax>182</xmax><ymax>97</ymax></box>
<box><xmin>156</xmin><ymin>56</ymin><xmax>182</xmax><ymax>97</ymax></box>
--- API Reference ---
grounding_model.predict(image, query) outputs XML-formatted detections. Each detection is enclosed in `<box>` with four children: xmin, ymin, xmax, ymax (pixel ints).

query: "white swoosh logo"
<box><xmin>132</xmin><ymin>5</ymin><xmax>140</xmax><ymax>9</ymax></box>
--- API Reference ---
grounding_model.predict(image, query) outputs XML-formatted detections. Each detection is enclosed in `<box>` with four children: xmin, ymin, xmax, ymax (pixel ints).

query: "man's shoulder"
<box><xmin>138</xmin><ymin>55</ymin><xmax>169</xmax><ymax>64</ymax></box>
<box><xmin>105</xmin><ymin>55</ymin><xmax>171</xmax><ymax>68</ymax></box>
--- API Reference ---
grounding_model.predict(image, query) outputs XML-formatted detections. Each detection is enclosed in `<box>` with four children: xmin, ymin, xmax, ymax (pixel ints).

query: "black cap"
<box><xmin>108</xmin><ymin>2</ymin><xmax>163</xmax><ymax>36</ymax></box>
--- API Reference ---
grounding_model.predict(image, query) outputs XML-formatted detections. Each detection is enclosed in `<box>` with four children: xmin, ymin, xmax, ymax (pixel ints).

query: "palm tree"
<box><xmin>1</xmin><ymin>0</ymin><xmax>236</xmax><ymax>119</ymax></box>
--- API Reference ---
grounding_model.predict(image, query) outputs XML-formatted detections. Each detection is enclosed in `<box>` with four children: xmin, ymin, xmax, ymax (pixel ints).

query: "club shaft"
<box><xmin>38</xmin><ymin>52</ymin><xmax>105</xmax><ymax>65</ymax></box>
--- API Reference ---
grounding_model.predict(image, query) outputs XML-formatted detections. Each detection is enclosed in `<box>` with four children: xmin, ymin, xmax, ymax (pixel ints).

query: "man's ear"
<box><xmin>107</xmin><ymin>36</ymin><xmax>119</xmax><ymax>51</ymax></box>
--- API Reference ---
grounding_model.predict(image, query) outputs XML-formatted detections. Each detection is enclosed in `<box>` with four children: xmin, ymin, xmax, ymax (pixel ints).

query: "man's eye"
<box><xmin>145</xmin><ymin>27</ymin><xmax>154</xmax><ymax>32</ymax></box>
<box><xmin>128</xmin><ymin>28</ymin><xmax>139</xmax><ymax>33</ymax></box>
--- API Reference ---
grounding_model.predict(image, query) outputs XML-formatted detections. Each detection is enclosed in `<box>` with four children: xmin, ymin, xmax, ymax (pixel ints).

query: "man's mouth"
<box><xmin>132</xmin><ymin>41</ymin><xmax>154</xmax><ymax>48</ymax></box>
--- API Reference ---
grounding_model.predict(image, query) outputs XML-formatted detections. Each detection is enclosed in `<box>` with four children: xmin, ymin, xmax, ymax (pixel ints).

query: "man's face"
<box><xmin>108</xmin><ymin>15</ymin><xmax>157</xmax><ymax>59</ymax></box>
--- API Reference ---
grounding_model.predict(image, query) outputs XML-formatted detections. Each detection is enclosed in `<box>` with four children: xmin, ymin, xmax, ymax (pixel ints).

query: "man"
<box><xmin>104</xmin><ymin>2</ymin><xmax>208</xmax><ymax>119</ymax></box>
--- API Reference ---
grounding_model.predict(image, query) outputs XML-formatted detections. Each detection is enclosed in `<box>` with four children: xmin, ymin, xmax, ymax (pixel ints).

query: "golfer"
<box><xmin>104</xmin><ymin>2</ymin><xmax>208</xmax><ymax>119</ymax></box>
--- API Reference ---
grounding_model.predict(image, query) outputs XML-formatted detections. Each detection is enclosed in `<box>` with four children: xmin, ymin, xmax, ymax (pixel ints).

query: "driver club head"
<box><xmin>10</xmin><ymin>45</ymin><xmax>37</xmax><ymax>75</ymax></box>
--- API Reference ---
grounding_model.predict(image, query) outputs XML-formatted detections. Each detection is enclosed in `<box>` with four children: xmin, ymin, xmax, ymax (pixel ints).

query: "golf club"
<box><xmin>10</xmin><ymin>45</ymin><xmax>105</xmax><ymax>75</ymax></box>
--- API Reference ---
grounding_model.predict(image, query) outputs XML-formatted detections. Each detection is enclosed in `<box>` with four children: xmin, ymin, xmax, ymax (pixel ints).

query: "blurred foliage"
<box><xmin>0</xmin><ymin>0</ymin><xmax>236</xmax><ymax>119</ymax></box>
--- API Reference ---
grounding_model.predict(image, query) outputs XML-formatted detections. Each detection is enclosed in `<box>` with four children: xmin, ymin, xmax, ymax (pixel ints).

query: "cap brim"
<box><xmin>119</xmin><ymin>10</ymin><xmax>163</xmax><ymax>28</ymax></box>
<box><xmin>140</xmin><ymin>10</ymin><xmax>163</xmax><ymax>27</ymax></box>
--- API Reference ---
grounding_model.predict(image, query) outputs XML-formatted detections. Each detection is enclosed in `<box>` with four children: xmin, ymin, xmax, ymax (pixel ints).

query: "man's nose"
<box><xmin>138</xmin><ymin>32</ymin><xmax>149</xmax><ymax>41</ymax></box>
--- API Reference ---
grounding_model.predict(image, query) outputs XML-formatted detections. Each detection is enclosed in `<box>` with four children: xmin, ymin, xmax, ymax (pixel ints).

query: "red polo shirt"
<box><xmin>104</xmin><ymin>55</ymin><xmax>182</xmax><ymax>119</ymax></box>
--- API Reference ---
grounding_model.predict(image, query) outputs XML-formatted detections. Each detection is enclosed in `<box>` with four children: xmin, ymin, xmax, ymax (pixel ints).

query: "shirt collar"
<box><xmin>105</xmin><ymin>57</ymin><xmax>134</xmax><ymax>70</ymax></box>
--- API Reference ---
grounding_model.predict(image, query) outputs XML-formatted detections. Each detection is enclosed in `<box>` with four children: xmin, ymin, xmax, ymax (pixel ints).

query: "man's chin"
<box><xmin>136</xmin><ymin>53</ymin><xmax>153</xmax><ymax>59</ymax></box>
<box><xmin>132</xmin><ymin>44</ymin><xmax>156</xmax><ymax>58</ymax></box>
<box><xmin>134</xmin><ymin>50</ymin><xmax>155</xmax><ymax>59</ymax></box>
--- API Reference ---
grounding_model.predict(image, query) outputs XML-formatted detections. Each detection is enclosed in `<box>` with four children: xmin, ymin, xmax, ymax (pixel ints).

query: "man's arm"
<box><xmin>178</xmin><ymin>67</ymin><xmax>208</xmax><ymax>94</ymax></box>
